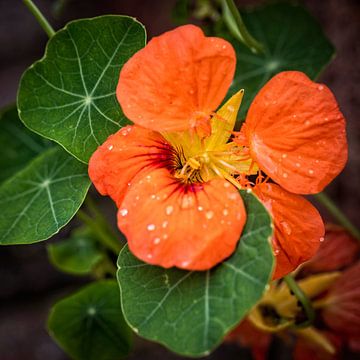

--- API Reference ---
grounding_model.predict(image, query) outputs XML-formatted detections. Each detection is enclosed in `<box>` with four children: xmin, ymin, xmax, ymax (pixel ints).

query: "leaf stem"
<box><xmin>77</xmin><ymin>209</ymin><xmax>122</xmax><ymax>255</ymax></box>
<box><xmin>23</xmin><ymin>0</ymin><xmax>55</xmax><ymax>38</ymax></box>
<box><xmin>284</xmin><ymin>275</ymin><xmax>315</xmax><ymax>328</ymax></box>
<box><xmin>313</xmin><ymin>192</ymin><xmax>360</xmax><ymax>241</ymax></box>
<box><xmin>223</xmin><ymin>0</ymin><xmax>264</xmax><ymax>54</ymax></box>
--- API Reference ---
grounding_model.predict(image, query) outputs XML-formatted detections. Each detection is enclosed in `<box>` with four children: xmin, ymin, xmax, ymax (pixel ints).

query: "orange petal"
<box><xmin>88</xmin><ymin>125</ymin><xmax>173</xmax><ymax>206</ymax></box>
<box><xmin>117</xmin><ymin>168</ymin><xmax>246</xmax><ymax>270</ymax></box>
<box><xmin>117</xmin><ymin>25</ymin><xmax>236</xmax><ymax>132</ymax></box>
<box><xmin>244</xmin><ymin>71</ymin><xmax>347</xmax><ymax>194</ymax></box>
<box><xmin>322</xmin><ymin>262</ymin><xmax>360</xmax><ymax>338</ymax></box>
<box><xmin>302</xmin><ymin>225</ymin><xmax>359</xmax><ymax>275</ymax></box>
<box><xmin>254</xmin><ymin>183</ymin><xmax>324</xmax><ymax>279</ymax></box>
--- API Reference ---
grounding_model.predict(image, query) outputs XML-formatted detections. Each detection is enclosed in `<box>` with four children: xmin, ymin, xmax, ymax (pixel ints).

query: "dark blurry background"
<box><xmin>0</xmin><ymin>0</ymin><xmax>359</xmax><ymax>359</ymax></box>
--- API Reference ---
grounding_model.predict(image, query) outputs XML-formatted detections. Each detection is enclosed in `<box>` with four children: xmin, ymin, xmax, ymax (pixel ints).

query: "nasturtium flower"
<box><xmin>88</xmin><ymin>25</ymin><xmax>347</xmax><ymax>275</ymax></box>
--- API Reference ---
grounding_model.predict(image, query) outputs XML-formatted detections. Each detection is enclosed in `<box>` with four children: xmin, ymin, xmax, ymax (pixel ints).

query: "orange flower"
<box><xmin>234</xmin><ymin>71</ymin><xmax>347</xmax><ymax>278</ymax></box>
<box><xmin>88</xmin><ymin>25</ymin><xmax>347</xmax><ymax>274</ymax></box>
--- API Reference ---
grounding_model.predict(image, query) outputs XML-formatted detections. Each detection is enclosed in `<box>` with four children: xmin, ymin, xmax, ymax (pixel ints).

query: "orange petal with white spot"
<box><xmin>244</xmin><ymin>71</ymin><xmax>347</xmax><ymax>194</ymax></box>
<box><xmin>254</xmin><ymin>183</ymin><xmax>324</xmax><ymax>279</ymax></box>
<box><xmin>88</xmin><ymin>125</ymin><xmax>173</xmax><ymax>206</ymax></box>
<box><xmin>117</xmin><ymin>25</ymin><xmax>236</xmax><ymax>132</ymax></box>
<box><xmin>117</xmin><ymin>168</ymin><xmax>246</xmax><ymax>270</ymax></box>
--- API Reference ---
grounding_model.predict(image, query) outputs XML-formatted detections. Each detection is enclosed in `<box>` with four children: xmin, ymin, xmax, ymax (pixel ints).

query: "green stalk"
<box><xmin>313</xmin><ymin>192</ymin><xmax>360</xmax><ymax>241</ymax></box>
<box><xmin>284</xmin><ymin>275</ymin><xmax>315</xmax><ymax>328</ymax></box>
<box><xmin>77</xmin><ymin>210</ymin><xmax>122</xmax><ymax>255</ymax></box>
<box><xmin>23</xmin><ymin>0</ymin><xmax>55</xmax><ymax>38</ymax></box>
<box><xmin>223</xmin><ymin>0</ymin><xmax>264</xmax><ymax>54</ymax></box>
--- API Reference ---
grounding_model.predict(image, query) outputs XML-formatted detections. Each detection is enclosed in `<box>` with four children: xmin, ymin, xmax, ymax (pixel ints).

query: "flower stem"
<box><xmin>23</xmin><ymin>0</ymin><xmax>55</xmax><ymax>38</ymax></box>
<box><xmin>77</xmin><ymin>209</ymin><xmax>122</xmax><ymax>255</ymax></box>
<box><xmin>313</xmin><ymin>192</ymin><xmax>360</xmax><ymax>242</ymax></box>
<box><xmin>222</xmin><ymin>0</ymin><xmax>264</xmax><ymax>54</ymax></box>
<box><xmin>284</xmin><ymin>275</ymin><xmax>315</xmax><ymax>328</ymax></box>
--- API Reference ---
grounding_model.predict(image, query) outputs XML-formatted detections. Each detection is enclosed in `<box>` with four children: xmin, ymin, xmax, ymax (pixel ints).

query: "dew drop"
<box><xmin>108</xmin><ymin>144</ymin><xmax>113</xmax><ymax>151</ymax></box>
<box><xmin>282</xmin><ymin>172</ymin><xmax>288</xmax><ymax>178</ymax></box>
<box><xmin>305</xmin><ymin>120</ymin><xmax>311</xmax><ymax>126</ymax></box>
<box><xmin>280</xmin><ymin>221</ymin><xmax>292</xmax><ymax>235</ymax></box>
<box><xmin>224</xmin><ymin>182</ymin><xmax>231</xmax><ymax>188</ymax></box>
<box><xmin>223</xmin><ymin>209</ymin><xmax>229</xmax><ymax>216</ymax></box>
<box><xmin>163</xmin><ymin>234</ymin><xmax>168</xmax><ymax>239</ymax></box>
<box><xmin>182</xmin><ymin>260</ymin><xmax>190</xmax><ymax>267</ymax></box>
<box><xmin>150</xmin><ymin>194</ymin><xmax>156</xmax><ymax>199</ymax></box>
<box><xmin>162</xmin><ymin>221</ymin><xmax>168</xmax><ymax>228</ymax></box>
<box><xmin>296</xmin><ymin>163</ymin><xmax>301</xmax><ymax>168</ymax></box>
<box><xmin>147</xmin><ymin>253</ymin><xmax>153</xmax><ymax>259</ymax></box>
<box><xmin>147</xmin><ymin>224</ymin><xmax>156</xmax><ymax>231</ymax></box>
<box><xmin>308</xmin><ymin>169</ymin><xmax>314</xmax><ymax>175</ymax></box>
<box><xmin>227</xmin><ymin>105</ymin><xmax>235</xmax><ymax>112</ymax></box>
<box><xmin>282</xmin><ymin>153</ymin><xmax>287</xmax><ymax>159</ymax></box>
<box><xmin>246</xmin><ymin>188</ymin><xmax>252</xmax><ymax>193</ymax></box>
<box><xmin>227</xmin><ymin>192</ymin><xmax>237</xmax><ymax>200</ymax></box>
<box><xmin>165</xmin><ymin>205</ymin><xmax>173</xmax><ymax>215</ymax></box>
<box><xmin>119</xmin><ymin>208</ymin><xmax>128</xmax><ymax>217</ymax></box>
<box><xmin>318</xmin><ymin>85</ymin><xmax>324</xmax><ymax>91</ymax></box>
<box><xmin>181</xmin><ymin>195</ymin><xmax>194</xmax><ymax>209</ymax></box>
<box><xmin>198</xmin><ymin>206</ymin><xmax>204</xmax><ymax>211</ymax></box>
<box><xmin>206</xmin><ymin>211</ymin><xmax>214</xmax><ymax>219</ymax></box>
<box><xmin>320</xmin><ymin>236</ymin><xmax>325</xmax><ymax>242</ymax></box>
<box><xmin>154</xmin><ymin>237</ymin><xmax>161</xmax><ymax>245</ymax></box>
<box><xmin>274</xmin><ymin>249</ymin><xmax>280</xmax><ymax>256</ymax></box>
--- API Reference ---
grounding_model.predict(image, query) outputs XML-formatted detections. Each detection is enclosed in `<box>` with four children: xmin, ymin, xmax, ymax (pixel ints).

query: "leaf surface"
<box><xmin>0</xmin><ymin>147</ymin><xmax>90</xmax><ymax>245</ymax></box>
<box><xmin>18</xmin><ymin>16</ymin><xmax>146</xmax><ymax>162</ymax></box>
<box><xmin>48</xmin><ymin>281</ymin><xmax>132</xmax><ymax>360</ymax></box>
<box><xmin>117</xmin><ymin>191</ymin><xmax>274</xmax><ymax>356</ymax></box>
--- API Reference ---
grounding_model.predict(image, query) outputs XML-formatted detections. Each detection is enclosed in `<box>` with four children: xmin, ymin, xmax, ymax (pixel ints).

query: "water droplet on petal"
<box><xmin>206</xmin><ymin>211</ymin><xmax>214</xmax><ymax>219</ymax></box>
<box><xmin>162</xmin><ymin>221</ymin><xmax>168</xmax><ymax>228</ymax></box>
<box><xmin>308</xmin><ymin>169</ymin><xmax>314</xmax><ymax>175</ymax></box>
<box><xmin>320</xmin><ymin>236</ymin><xmax>325</xmax><ymax>242</ymax></box>
<box><xmin>198</xmin><ymin>206</ymin><xmax>203</xmax><ymax>211</ymax></box>
<box><xmin>274</xmin><ymin>249</ymin><xmax>280</xmax><ymax>256</ymax></box>
<box><xmin>147</xmin><ymin>253</ymin><xmax>153</xmax><ymax>259</ymax></box>
<box><xmin>318</xmin><ymin>85</ymin><xmax>324</xmax><ymax>91</ymax></box>
<box><xmin>223</xmin><ymin>209</ymin><xmax>229</xmax><ymax>216</ymax></box>
<box><xmin>283</xmin><ymin>172</ymin><xmax>288</xmax><ymax>178</ymax></box>
<box><xmin>227</xmin><ymin>105</ymin><xmax>235</xmax><ymax>112</ymax></box>
<box><xmin>154</xmin><ymin>238</ymin><xmax>161</xmax><ymax>245</ymax></box>
<box><xmin>147</xmin><ymin>224</ymin><xmax>156</xmax><ymax>231</ymax></box>
<box><xmin>119</xmin><ymin>208</ymin><xmax>128</xmax><ymax>217</ymax></box>
<box><xmin>182</xmin><ymin>260</ymin><xmax>190</xmax><ymax>267</ymax></box>
<box><xmin>165</xmin><ymin>205</ymin><xmax>174</xmax><ymax>215</ymax></box>
<box><xmin>108</xmin><ymin>144</ymin><xmax>113</xmax><ymax>150</ymax></box>
<box><xmin>280</xmin><ymin>221</ymin><xmax>292</xmax><ymax>235</ymax></box>
<box><xmin>224</xmin><ymin>182</ymin><xmax>230</xmax><ymax>188</ymax></box>
<box><xmin>282</xmin><ymin>153</ymin><xmax>287</xmax><ymax>159</ymax></box>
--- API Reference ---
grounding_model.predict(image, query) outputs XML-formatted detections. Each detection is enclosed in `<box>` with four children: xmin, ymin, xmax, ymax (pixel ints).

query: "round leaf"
<box><xmin>0</xmin><ymin>106</ymin><xmax>48</xmax><ymax>184</ymax></box>
<box><xmin>48</xmin><ymin>227</ymin><xmax>104</xmax><ymax>275</ymax></box>
<box><xmin>48</xmin><ymin>280</ymin><xmax>132</xmax><ymax>360</ymax></box>
<box><xmin>0</xmin><ymin>147</ymin><xmax>90</xmax><ymax>245</ymax></box>
<box><xmin>226</xmin><ymin>3</ymin><xmax>335</xmax><ymax>119</ymax></box>
<box><xmin>117</xmin><ymin>191</ymin><xmax>274</xmax><ymax>356</ymax></box>
<box><xmin>18</xmin><ymin>16</ymin><xmax>146</xmax><ymax>163</ymax></box>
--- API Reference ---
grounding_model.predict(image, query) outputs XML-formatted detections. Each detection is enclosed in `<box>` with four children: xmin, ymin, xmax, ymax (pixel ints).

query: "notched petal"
<box><xmin>245</xmin><ymin>71</ymin><xmax>347</xmax><ymax>194</ymax></box>
<box><xmin>117</xmin><ymin>168</ymin><xmax>246</xmax><ymax>270</ymax></box>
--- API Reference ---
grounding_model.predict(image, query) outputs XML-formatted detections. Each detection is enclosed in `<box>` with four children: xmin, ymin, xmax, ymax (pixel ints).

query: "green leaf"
<box><xmin>48</xmin><ymin>280</ymin><xmax>132</xmax><ymax>360</ymax></box>
<box><xmin>0</xmin><ymin>106</ymin><xmax>48</xmax><ymax>184</ymax></box>
<box><xmin>48</xmin><ymin>227</ymin><xmax>104</xmax><ymax>275</ymax></box>
<box><xmin>117</xmin><ymin>191</ymin><xmax>274</xmax><ymax>356</ymax></box>
<box><xmin>18</xmin><ymin>16</ymin><xmax>146</xmax><ymax>163</ymax></box>
<box><xmin>0</xmin><ymin>147</ymin><xmax>90</xmax><ymax>245</ymax></box>
<box><xmin>225</xmin><ymin>3</ymin><xmax>335</xmax><ymax>119</ymax></box>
